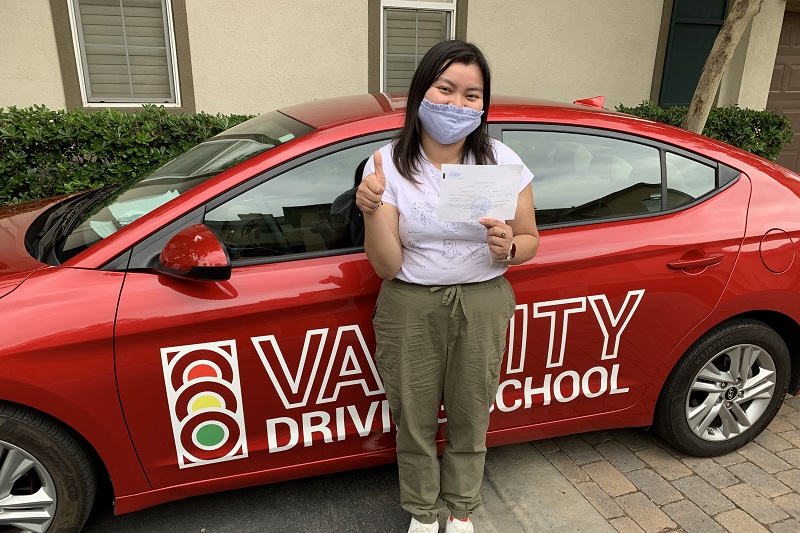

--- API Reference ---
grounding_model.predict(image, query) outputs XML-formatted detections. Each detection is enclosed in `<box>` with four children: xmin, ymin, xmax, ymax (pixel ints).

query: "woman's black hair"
<box><xmin>393</xmin><ymin>40</ymin><xmax>495</xmax><ymax>182</ymax></box>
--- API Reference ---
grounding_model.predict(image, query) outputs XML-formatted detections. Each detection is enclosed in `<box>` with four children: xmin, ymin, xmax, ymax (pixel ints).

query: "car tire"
<box><xmin>654</xmin><ymin>318</ymin><xmax>790</xmax><ymax>457</ymax></box>
<box><xmin>0</xmin><ymin>404</ymin><xmax>95</xmax><ymax>533</ymax></box>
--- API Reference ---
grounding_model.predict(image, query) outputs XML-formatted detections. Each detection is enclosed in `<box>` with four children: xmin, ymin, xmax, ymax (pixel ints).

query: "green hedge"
<box><xmin>2</xmin><ymin>102</ymin><xmax>792</xmax><ymax>206</ymax></box>
<box><xmin>0</xmin><ymin>105</ymin><xmax>254</xmax><ymax>205</ymax></box>
<box><xmin>616</xmin><ymin>101</ymin><xmax>793</xmax><ymax>162</ymax></box>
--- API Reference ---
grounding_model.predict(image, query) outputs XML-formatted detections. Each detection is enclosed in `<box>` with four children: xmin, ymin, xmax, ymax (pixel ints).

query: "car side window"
<box><xmin>503</xmin><ymin>131</ymin><xmax>661</xmax><ymax>226</ymax></box>
<box><xmin>665</xmin><ymin>152</ymin><xmax>715</xmax><ymax>208</ymax></box>
<box><xmin>205</xmin><ymin>140</ymin><xmax>386</xmax><ymax>261</ymax></box>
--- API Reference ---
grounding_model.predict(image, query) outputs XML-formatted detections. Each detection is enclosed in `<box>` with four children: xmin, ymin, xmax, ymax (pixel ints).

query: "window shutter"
<box><xmin>659</xmin><ymin>0</ymin><xmax>729</xmax><ymax>107</ymax></box>
<box><xmin>74</xmin><ymin>0</ymin><xmax>175</xmax><ymax>102</ymax></box>
<box><xmin>384</xmin><ymin>9</ymin><xmax>450</xmax><ymax>94</ymax></box>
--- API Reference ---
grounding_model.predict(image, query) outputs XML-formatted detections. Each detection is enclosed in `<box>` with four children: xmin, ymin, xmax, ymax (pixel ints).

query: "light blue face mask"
<box><xmin>417</xmin><ymin>98</ymin><xmax>484</xmax><ymax>145</ymax></box>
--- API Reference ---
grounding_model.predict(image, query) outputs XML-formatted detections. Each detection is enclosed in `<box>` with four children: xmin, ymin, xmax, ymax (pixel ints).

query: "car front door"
<box><xmin>114</xmin><ymin>136</ymin><xmax>394</xmax><ymax>489</ymax></box>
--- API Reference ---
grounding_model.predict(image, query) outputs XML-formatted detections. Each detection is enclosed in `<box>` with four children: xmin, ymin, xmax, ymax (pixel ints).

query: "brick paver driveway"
<box><xmin>534</xmin><ymin>395</ymin><xmax>800</xmax><ymax>532</ymax></box>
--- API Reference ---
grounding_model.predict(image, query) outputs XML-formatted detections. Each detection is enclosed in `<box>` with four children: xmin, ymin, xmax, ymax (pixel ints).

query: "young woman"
<box><xmin>356</xmin><ymin>40</ymin><xmax>539</xmax><ymax>533</ymax></box>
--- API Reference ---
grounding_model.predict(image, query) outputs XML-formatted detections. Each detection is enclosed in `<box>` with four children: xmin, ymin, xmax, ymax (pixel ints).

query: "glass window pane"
<box><xmin>674</xmin><ymin>0</ymin><xmax>727</xmax><ymax>21</ymax></box>
<box><xmin>503</xmin><ymin>131</ymin><xmax>662</xmax><ymax>225</ymax></box>
<box><xmin>665</xmin><ymin>152</ymin><xmax>716</xmax><ymax>208</ymax></box>
<box><xmin>73</xmin><ymin>0</ymin><xmax>176</xmax><ymax>103</ymax></box>
<box><xmin>384</xmin><ymin>8</ymin><xmax>450</xmax><ymax>93</ymax></box>
<box><xmin>205</xmin><ymin>140</ymin><xmax>388</xmax><ymax>261</ymax></box>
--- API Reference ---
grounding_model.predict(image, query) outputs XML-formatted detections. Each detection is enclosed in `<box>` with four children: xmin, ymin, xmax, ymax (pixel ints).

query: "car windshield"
<box><xmin>56</xmin><ymin>111</ymin><xmax>313</xmax><ymax>262</ymax></box>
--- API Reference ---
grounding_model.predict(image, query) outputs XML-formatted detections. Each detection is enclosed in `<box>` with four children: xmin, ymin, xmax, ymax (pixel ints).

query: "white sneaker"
<box><xmin>408</xmin><ymin>517</ymin><xmax>439</xmax><ymax>533</ymax></box>
<box><xmin>444</xmin><ymin>515</ymin><xmax>474</xmax><ymax>533</ymax></box>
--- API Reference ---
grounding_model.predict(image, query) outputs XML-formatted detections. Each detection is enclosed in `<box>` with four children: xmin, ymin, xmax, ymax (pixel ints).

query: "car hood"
<box><xmin>0</xmin><ymin>197</ymin><xmax>62</xmax><ymax>297</ymax></box>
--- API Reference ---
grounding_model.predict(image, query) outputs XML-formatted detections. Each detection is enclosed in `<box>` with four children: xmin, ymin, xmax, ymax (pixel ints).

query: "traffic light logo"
<box><xmin>161</xmin><ymin>340</ymin><xmax>248</xmax><ymax>468</ymax></box>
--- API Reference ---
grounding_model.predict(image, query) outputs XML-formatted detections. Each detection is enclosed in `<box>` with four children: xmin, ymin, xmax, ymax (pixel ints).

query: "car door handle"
<box><xmin>667</xmin><ymin>253</ymin><xmax>724</xmax><ymax>270</ymax></box>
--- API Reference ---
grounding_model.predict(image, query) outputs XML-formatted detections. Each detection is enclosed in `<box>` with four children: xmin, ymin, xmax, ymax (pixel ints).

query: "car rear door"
<box><xmin>487</xmin><ymin>126</ymin><xmax>750</xmax><ymax>434</ymax></box>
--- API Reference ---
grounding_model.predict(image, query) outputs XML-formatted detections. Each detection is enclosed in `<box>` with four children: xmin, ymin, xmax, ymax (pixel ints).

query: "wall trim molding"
<box><xmin>50</xmin><ymin>0</ymin><xmax>196</xmax><ymax>113</ymax></box>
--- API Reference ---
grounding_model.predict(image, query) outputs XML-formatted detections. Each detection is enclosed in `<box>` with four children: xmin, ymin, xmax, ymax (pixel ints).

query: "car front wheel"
<box><xmin>654</xmin><ymin>318</ymin><xmax>791</xmax><ymax>457</ymax></box>
<box><xmin>0</xmin><ymin>404</ymin><xmax>95</xmax><ymax>533</ymax></box>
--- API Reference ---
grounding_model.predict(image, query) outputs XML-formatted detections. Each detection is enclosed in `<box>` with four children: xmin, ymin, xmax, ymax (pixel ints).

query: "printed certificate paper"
<box><xmin>438</xmin><ymin>164</ymin><xmax>522</xmax><ymax>222</ymax></box>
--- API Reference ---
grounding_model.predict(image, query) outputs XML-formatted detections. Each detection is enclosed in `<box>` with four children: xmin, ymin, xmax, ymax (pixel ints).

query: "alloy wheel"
<box><xmin>0</xmin><ymin>440</ymin><xmax>56</xmax><ymax>533</ymax></box>
<box><xmin>685</xmin><ymin>343</ymin><xmax>776</xmax><ymax>442</ymax></box>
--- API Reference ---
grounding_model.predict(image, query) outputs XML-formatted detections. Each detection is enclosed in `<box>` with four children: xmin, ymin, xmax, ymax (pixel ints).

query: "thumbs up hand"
<box><xmin>356</xmin><ymin>150</ymin><xmax>387</xmax><ymax>214</ymax></box>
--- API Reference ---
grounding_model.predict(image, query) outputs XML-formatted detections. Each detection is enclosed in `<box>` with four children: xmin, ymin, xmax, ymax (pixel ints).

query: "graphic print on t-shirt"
<box><xmin>443</xmin><ymin>221</ymin><xmax>460</xmax><ymax>233</ymax></box>
<box><xmin>407</xmin><ymin>240</ymin><xmax>431</xmax><ymax>259</ymax></box>
<box><xmin>406</xmin><ymin>202</ymin><xmax>435</xmax><ymax>227</ymax></box>
<box><xmin>436</xmin><ymin>239</ymin><xmax>464</xmax><ymax>264</ymax></box>
<box><xmin>468</xmin><ymin>241</ymin><xmax>489</xmax><ymax>260</ymax></box>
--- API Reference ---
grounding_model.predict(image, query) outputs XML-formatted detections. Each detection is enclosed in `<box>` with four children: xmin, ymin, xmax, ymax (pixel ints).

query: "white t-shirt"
<box><xmin>363</xmin><ymin>139</ymin><xmax>534</xmax><ymax>285</ymax></box>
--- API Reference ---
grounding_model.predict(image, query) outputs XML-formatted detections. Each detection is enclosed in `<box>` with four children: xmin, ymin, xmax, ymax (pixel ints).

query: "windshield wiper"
<box><xmin>31</xmin><ymin>192</ymin><xmax>94</xmax><ymax>260</ymax></box>
<box><xmin>33</xmin><ymin>184</ymin><xmax>122</xmax><ymax>261</ymax></box>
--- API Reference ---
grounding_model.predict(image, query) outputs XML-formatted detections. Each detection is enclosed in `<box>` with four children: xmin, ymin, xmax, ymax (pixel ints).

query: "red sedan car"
<box><xmin>1</xmin><ymin>94</ymin><xmax>798</xmax><ymax>532</ymax></box>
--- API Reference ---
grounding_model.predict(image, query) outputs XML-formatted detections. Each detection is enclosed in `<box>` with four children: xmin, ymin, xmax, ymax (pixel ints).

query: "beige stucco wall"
<box><xmin>185</xmin><ymin>0</ymin><xmax>369</xmax><ymax>115</ymax></box>
<box><xmin>719</xmin><ymin>0</ymin><xmax>787</xmax><ymax>110</ymax></box>
<box><xmin>467</xmin><ymin>0</ymin><xmax>663</xmax><ymax>110</ymax></box>
<box><xmin>0</xmin><ymin>0</ymin><xmax>66</xmax><ymax>110</ymax></box>
<box><xmin>0</xmin><ymin>1</ymin><xmax>789</xmax><ymax>117</ymax></box>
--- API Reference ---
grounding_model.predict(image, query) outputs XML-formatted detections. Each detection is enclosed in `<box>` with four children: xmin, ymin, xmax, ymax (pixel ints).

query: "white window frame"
<box><xmin>67</xmin><ymin>0</ymin><xmax>182</xmax><ymax>108</ymax></box>
<box><xmin>380</xmin><ymin>0</ymin><xmax>456</xmax><ymax>93</ymax></box>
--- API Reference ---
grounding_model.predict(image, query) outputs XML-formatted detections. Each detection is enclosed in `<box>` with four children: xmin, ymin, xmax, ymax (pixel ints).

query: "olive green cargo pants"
<box><xmin>372</xmin><ymin>276</ymin><xmax>516</xmax><ymax>524</ymax></box>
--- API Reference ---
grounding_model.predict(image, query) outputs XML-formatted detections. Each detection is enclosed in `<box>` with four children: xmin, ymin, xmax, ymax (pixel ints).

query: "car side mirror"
<box><xmin>158</xmin><ymin>224</ymin><xmax>231</xmax><ymax>281</ymax></box>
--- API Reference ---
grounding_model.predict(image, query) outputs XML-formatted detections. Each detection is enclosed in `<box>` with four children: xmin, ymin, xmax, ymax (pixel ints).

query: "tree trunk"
<box><xmin>682</xmin><ymin>0</ymin><xmax>764</xmax><ymax>133</ymax></box>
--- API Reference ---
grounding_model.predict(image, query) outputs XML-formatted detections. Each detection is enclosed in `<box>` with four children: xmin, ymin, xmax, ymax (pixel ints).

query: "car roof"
<box><xmin>278</xmin><ymin>93</ymin><xmax>615</xmax><ymax>129</ymax></box>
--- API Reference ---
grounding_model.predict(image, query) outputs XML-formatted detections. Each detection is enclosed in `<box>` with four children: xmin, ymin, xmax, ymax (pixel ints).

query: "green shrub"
<box><xmin>616</xmin><ymin>101</ymin><xmax>793</xmax><ymax>162</ymax></box>
<box><xmin>0</xmin><ymin>105</ymin><xmax>254</xmax><ymax>205</ymax></box>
